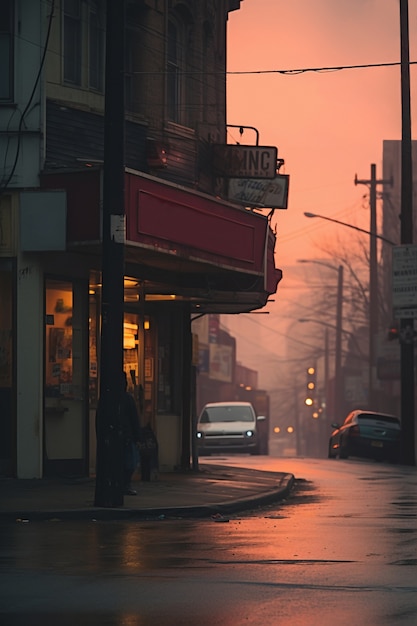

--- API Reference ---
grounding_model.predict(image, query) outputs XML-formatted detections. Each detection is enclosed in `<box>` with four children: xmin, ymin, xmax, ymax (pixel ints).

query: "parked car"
<box><xmin>196</xmin><ymin>401</ymin><xmax>264</xmax><ymax>455</ymax></box>
<box><xmin>328</xmin><ymin>410</ymin><xmax>401</xmax><ymax>462</ymax></box>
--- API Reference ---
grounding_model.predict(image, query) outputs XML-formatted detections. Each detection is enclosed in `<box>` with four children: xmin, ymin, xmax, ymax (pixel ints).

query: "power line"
<box><xmin>131</xmin><ymin>59</ymin><xmax>417</xmax><ymax>76</ymax></box>
<box><xmin>226</xmin><ymin>60</ymin><xmax>417</xmax><ymax>76</ymax></box>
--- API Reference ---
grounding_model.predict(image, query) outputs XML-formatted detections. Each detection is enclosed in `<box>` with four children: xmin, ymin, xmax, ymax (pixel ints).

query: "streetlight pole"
<box><xmin>335</xmin><ymin>265</ymin><xmax>343</xmax><ymax>417</ymax></box>
<box><xmin>304</xmin><ymin>210</ymin><xmax>395</xmax><ymax>412</ymax></box>
<box><xmin>298</xmin><ymin>260</ymin><xmax>344</xmax><ymax>420</ymax></box>
<box><xmin>324</xmin><ymin>327</ymin><xmax>329</xmax><ymax>421</ymax></box>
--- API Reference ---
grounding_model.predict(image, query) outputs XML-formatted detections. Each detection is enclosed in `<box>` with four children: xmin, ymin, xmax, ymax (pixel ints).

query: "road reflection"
<box><xmin>1</xmin><ymin>458</ymin><xmax>416</xmax><ymax>626</ymax></box>
<box><xmin>0</xmin><ymin>612</ymin><xmax>238</xmax><ymax>626</ymax></box>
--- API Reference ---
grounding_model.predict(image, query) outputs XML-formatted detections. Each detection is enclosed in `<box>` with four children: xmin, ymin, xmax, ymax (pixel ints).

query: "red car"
<box><xmin>328</xmin><ymin>410</ymin><xmax>401</xmax><ymax>462</ymax></box>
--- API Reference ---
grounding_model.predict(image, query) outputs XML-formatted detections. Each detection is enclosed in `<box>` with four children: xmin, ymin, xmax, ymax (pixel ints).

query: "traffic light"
<box><xmin>387</xmin><ymin>325</ymin><xmax>399</xmax><ymax>341</ymax></box>
<box><xmin>305</xmin><ymin>365</ymin><xmax>316</xmax><ymax>406</ymax></box>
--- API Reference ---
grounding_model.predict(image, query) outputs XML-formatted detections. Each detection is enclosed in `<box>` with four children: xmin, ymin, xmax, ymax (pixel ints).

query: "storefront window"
<box><xmin>45</xmin><ymin>281</ymin><xmax>73</xmax><ymax>398</ymax></box>
<box><xmin>143</xmin><ymin>321</ymin><xmax>155</xmax><ymax>423</ymax></box>
<box><xmin>88</xmin><ymin>273</ymin><xmax>155</xmax><ymax>424</ymax></box>
<box><xmin>89</xmin><ymin>293</ymin><xmax>99</xmax><ymax>407</ymax></box>
<box><xmin>0</xmin><ymin>266</ymin><xmax>12</xmax><ymax>387</ymax></box>
<box><xmin>156</xmin><ymin>316</ymin><xmax>172</xmax><ymax>414</ymax></box>
<box><xmin>44</xmin><ymin>278</ymin><xmax>87</xmax><ymax>475</ymax></box>
<box><xmin>124</xmin><ymin>314</ymin><xmax>139</xmax><ymax>388</ymax></box>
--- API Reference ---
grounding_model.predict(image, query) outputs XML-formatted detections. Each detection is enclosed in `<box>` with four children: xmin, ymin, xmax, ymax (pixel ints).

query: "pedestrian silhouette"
<box><xmin>120</xmin><ymin>371</ymin><xmax>142</xmax><ymax>495</ymax></box>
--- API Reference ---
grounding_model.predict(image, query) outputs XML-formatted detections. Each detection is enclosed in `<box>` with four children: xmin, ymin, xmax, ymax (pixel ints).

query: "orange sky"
<box><xmin>223</xmin><ymin>0</ymin><xmax>417</xmax><ymax>388</ymax></box>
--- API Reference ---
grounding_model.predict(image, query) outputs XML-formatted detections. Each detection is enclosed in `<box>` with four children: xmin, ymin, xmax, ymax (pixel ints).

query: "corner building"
<box><xmin>0</xmin><ymin>0</ymin><xmax>282</xmax><ymax>478</ymax></box>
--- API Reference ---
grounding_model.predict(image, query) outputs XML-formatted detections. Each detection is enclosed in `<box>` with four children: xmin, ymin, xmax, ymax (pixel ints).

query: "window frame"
<box><xmin>167</xmin><ymin>17</ymin><xmax>182</xmax><ymax>124</ymax></box>
<box><xmin>62</xmin><ymin>0</ymin><xmax>105</xmax><ymax>93</ymax></box>
<box><xmin>166</xmin><ymin>11</ymin><xmax>192</xmax><ymax>127</ymax></box>
<box><xmin>0</xmin><ymin>0</ymin><xmax>14</xmax><ymax>102</ymax></box>
<box><xmin>63</xmin><ymin>0</ymin><xmax>82</xmax><ymax>86</ymax></box>
<box><xmin>87</xmin><ymin>1</ymin><xmax>104</xmax><ymax>91</ymax></box>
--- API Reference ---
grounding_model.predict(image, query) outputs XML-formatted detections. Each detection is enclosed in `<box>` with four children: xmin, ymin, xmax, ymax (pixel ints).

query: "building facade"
<box><xmin>379</xmin><ymin>140</ymin><xmax>417</xmax><ymax>415</ymax></box>
<box><xmin>0</xmin><ymin>0</ymin><xmax>282</xmax><ymax>478</ymax></box>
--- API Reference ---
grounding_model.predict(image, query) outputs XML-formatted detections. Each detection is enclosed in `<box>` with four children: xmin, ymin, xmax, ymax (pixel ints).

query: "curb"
<box><xmin>0</xmin><ymin>474</ymin><xmax>294</xmax><ymax>523</ymax></box>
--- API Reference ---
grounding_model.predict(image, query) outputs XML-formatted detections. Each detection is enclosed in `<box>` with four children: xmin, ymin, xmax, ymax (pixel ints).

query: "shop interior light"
<box><xmin>123</xmin><ymin>322</ymin><xmax>138</xmax><ymax>349</ymax></box>
<box><xmin>145</xmin><ymin>294</ymin><xmax>177</xmax><ymax>301</ymax></box>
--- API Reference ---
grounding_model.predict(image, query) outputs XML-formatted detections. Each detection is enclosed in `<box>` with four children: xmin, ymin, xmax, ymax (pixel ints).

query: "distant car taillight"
<box><xmin>350</xmin><ymin>425</ymin><xmax>360</xmax><ymax>436</ymax></box>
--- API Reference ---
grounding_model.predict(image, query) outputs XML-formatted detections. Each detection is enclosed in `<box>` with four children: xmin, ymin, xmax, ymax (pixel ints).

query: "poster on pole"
<box><xmin>392</xmin><ymin>244</ymin><xmax>417</xmax><ymax>319</ymax></box>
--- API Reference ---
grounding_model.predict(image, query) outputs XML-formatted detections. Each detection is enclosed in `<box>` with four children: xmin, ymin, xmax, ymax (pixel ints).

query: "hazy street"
<box><xmin>1</xmin><ymin>456</ymin><xmax>416</xmax><ymax>626</ymax></box>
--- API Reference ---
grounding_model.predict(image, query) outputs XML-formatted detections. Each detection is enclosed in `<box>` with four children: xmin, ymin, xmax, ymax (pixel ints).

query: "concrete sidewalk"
<box><xmin>0</xmin><ymin>464</ymin><xmax>294</xmax><ymax>522</ymax></box>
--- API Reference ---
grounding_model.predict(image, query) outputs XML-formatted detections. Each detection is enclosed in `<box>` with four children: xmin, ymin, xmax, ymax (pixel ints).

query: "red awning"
<box><xmin>41</xmin><ymin>168</ymin><xmax>282</xmax><ymax>312</ymax></box>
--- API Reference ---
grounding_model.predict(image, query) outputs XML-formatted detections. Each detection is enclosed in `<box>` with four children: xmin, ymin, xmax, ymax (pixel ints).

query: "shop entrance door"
<box><xmin>123</xmin><ymin>311</ymin><xmax>157</xmax><ymax>426</ymax></box>
<box><xmin>123</xmin><ymin>312</ymin><xmax>143</xmax><ymax>415</ymax></box>
<box><xmin>87</xmin><ymin>300</ymin><xmax>145</xmax><ymax>474</ymax></box>
<box><xmin>44</xmin><ymin>279</ymin><xmax>88</xmax><ymax>476</ymax></box>
<box><xmin>0</xmin><ymin>261</ymin><xmax>13</xmax><ymax>476</ymax></box>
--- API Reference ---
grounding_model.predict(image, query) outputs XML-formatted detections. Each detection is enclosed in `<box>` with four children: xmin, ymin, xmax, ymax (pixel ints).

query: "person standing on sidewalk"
<box><xmin>120</xmin><ymin>371</ymin><xmax>142</xmax><ymax>495</ymax></box>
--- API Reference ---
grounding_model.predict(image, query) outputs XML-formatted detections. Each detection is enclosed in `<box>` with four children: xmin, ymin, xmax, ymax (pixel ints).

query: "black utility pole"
<box><xmin>399</xmin><ymin>0</ymin><xmax>415</xmax><ymax>466</ymax></box>
<box><xmin>94</xmin><ymin>0</ymin><xmax>126</xmax><ymax>506</ymax></box>
<box><xmin>355</xmin><ymin>165</ymin><xmax>391</xmax><ymax>411</ymax></box>
<box><xmin>181</xmin><ymin>304</ymin><xmax>192</xmax><ymax>471</ymax></box>
<box><xmin>334</xmin><ymin>265</ymin><xmax>344</xmax><ymax>419</ymax></box>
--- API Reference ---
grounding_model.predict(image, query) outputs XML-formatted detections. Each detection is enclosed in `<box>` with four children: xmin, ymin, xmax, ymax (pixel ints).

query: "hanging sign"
<box><xmin>212</xmin><ymin>145</ymin><xmax>278</xmax><ymax>179</ymax></box>
<box><xmin>227</xmin><ymin>174</ymin><xmax>289</xmax><ymax>208</ymax></box>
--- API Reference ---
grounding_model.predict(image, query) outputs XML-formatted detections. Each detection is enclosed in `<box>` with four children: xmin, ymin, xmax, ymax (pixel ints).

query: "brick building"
<box><xmin>0</xmin><ymin>0</ymin><xmax>282</xmax><ymax>479</ymax></box>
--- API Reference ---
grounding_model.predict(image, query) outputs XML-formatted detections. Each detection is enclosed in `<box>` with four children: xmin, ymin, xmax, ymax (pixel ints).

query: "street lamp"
<box><xmin>297</xmin><ymin>260</ymin><xmax>344</xmax><ymax>420</ymax></box>
<box><xmin>304</xmin><ymin>211</ymin><xmax>396</xmax><ymax>413</ymax></box>
<box><xmin>304</xmin><ymin>212</ymin><xmax>396</xmax><ymax>245</ymax></box>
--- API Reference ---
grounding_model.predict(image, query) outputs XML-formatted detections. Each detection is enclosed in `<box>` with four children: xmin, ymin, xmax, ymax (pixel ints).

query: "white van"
<box><xmin>196</xmin><ymin>401</ymin><xmax>261</xmax><ymax>454</ymax></box>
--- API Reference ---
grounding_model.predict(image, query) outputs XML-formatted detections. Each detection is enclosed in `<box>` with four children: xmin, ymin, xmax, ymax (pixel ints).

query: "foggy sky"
<box><xmin>224</xmin><ymin>0</ymin><xmax>416</xmax><ymax>389</ymax></box>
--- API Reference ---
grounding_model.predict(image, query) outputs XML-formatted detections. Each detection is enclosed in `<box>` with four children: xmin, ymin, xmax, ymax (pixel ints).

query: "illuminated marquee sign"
<box><xmin>212</xmin><ymin>145</ymin><xmax>278</xmax><ymax>179</ymax></box>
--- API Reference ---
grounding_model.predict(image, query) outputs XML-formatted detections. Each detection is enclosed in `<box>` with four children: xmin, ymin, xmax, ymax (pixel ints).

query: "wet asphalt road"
<box><xmin>1</xmin><ymin>456</ymin><xmax>416</xmax><ymax>626</ymax></box>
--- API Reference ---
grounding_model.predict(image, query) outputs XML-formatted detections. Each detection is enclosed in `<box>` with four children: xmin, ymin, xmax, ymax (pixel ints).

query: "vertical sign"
<box><xmin>392</xmin><ymin>244</ymin><xmax>417</xmax><ymax>318</ymax></box>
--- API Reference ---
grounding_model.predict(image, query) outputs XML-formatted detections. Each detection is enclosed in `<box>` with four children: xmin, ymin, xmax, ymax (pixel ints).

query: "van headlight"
<box><xmin>196</xmin><ymin>431</ymin><xmax>203</xmax><ymax>439</ymax></box>
<box><xmin>245</xmin><ymin>430</ymin><xmax>254</xmax><ymax>438</ymax></box>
